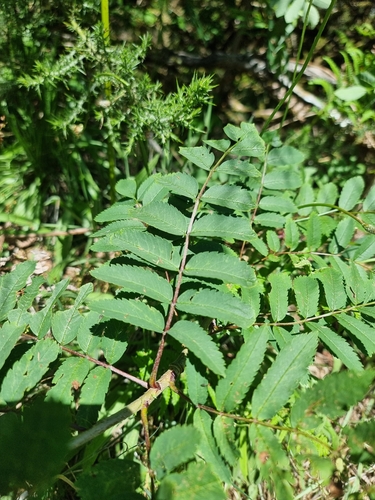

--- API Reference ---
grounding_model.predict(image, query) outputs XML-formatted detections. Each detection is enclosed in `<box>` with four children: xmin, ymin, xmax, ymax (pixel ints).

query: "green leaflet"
<box><xmin>296</xmin><ymin>183</ymin><xmax>314</xmax><ymax>216</ymax></box>
<box><xmin>29</xmin><ymin>279</ymin><xmax>70</xmax><ymax>338</ymax></box>
<box><xmin>329</xmin><ymin>217</ymin><xmax>356</xmax><ymax>251</ymax></box>
<box><xmin>215</xmin><ymin>326</ymin><xmax>269</xmax><ymax>412</ymax></box>
<box><xmin>230</xmin><ymin>123</ymin><xmax>265</xmax><ymax>158</ymax></box>
<box><xmin>191</xmin><ymin>214</ymin><xmax>256</xmax><ymax>241</ymax></box>
<box><xmin>91</xmin><ymin>264</ymin><xmax>173</xmax><ymax>303</ymax></box>
<box><xmin>268</xmin><ymin>272</ymin><xmax>292</xmax><ymax>321</ymax></box>
<box><xmin>94</xmin><ymin>201</ymin><xmax>134</xmax><ymax>222</ymax></box>
<box><xmin>185</xmin><ymin>358</ymin><xmax>208</xmax><ymax>405</ymax></box>
<box><xmin>267</xmin><ymin>145</ymin><xmax>305</xmax><ymax>166</ymax></box>
<box><xmin>253</xmin><ymin>213</ymin><xmax>286</xmax><ymax>229</ymax></box>
<box><xmin>216</xmin><ymin>159</ymin><xmax>260</xmax><ymax>177</ymax></box>
<box><xmin>150</xmin><ymin>425</ymin><xmax>201</xmax><ymax>480</ymax></box>
<box><xmin>213</xmin><ymin>417</ymin><xmax>240</xmax><ymax>467</ymax></box>
<box><xmin>337</xmin><ymin>314</ymin><xmax>375</xmax><ymax>356</ymax></box>
<box><xmin>363</xmin><ymin>184</ymin><xmax>375</xmax><ymax>211</ymax></box>
<box><xmin>285</xmin><ymin>216</ymin><xmax>300</xmax><ymax>250</ymax></box>
<box><xmin>115</xmin><ymin>178</ymin><xmax>137</xmax><ymax>198</ymax></box>
<box><xmin>0</xmin><ymin>261</ymin><xmax>36</xmax><ymax>322</ymax></box>
<box><xmin>77</xmin><ymin>311</ymin><xmax>102</xmax><ymax>356</ymax></box>
<box><xmin>0</xmin><ymin>322</ymin><xmax>26</xmax><ymax>371</ymax></box>
<box><xmin>168</xmin><ymin>321</ymin><xmax>225</xmax><ymax>377</ymax></box>
<box><xmin>90</xmin><ymin>298</ymin><xmax>165</xmax><ymax>333</ymax></box>
<box><xmin>184</xmin><ymin>252</ymin><xmax>255</xmax><ymax>286</ymax></box>
<box><xmin>291</xmin><ymin>370</ymin><xmax>375</xmax><ymax>427</ymax></box>
<box><xmin>306</xmin><ymin>211</ymin><xmax>322</xmax><ymax>250</ymax></box>
<box><xmin>52</xmin><ymin>283</ymin><xmax>93</xmax><ymax>345</ymax></box>
<box><xmin>202</xmin><ymin>184</ymin><xmax>254</xmax><ymax>211</ymax></box>
<box><xmin>266</xmin><ymin>230</ymin><xmax>280</xmax><ymax>252</ymax></box>
<box><xmin>272</xmin><ymin>326</ymin><xmax>292</xmax><ymax>349</ymax></box>
<box><xmin>293</xmin><ymin>276</ymin><xmax>319</xmax><ymax>318</ymax></box>
<box><xmin>0</xmin><ymin>338</ymin><xmax>60</xmax><ymax>403</ymax></box>
<box><xmin>263</xmin><ymin>168</ymin><xmax>302</xmax><ymax>190</ymax></box>
<box><xmin>251</xmin><ymin>333</ymin><xmax>318</xmax><ymax>420</ymax></box>
<box><xmin>204</xmin><ymin>138</ymin><xmax>231</xmax><ymax>152</ymax></box>
<box><xmin>193</xmin><ymin>410</ymin><xmax>232</xmax><ymax>484</ymax></box>
<box><xmin>106</xmin><ymin>230</ymin><xmax>180</xmax><ymax>271</ymax></box>
<box><xmin>76</xmin><ymin>366</ymin><xmax>112</xmax><ymax>428</ymax></box>
<box><xmin>176</xmin><ymin>289</ymin><xmax>254</xmax><ymax>329</ymax></box>
<box><xmin>179</xmin><ymin>146</ymin><xmax>215</xmax><ymax>171</ymax></box>
<box><xmin>132</xmin><ymin>201</ymin><xmax>189</xmax><ymax>236</ymax></box>
<box><xmin>316</xmin><ymin>182</ymin><xmax>338</xmax><ymax>213</ymax></box>
<box><xmin>259</xmin><ymin>195</ymin><xmax>297</xmax><ymax>214</ymax></box>
<box><xmin>353</xmin><ymin>235</ymin><xmax>375</xmax><ymax>261</ymax></box>
<box><xmin>338</xmin><ymin>176</ymin><xmax>364</xmax><ymax>210</ymax></box>
<box><xmin>307</xmin><ymin>322</ymin><xmax>362</xmax><ymax>371</ymax></box>
<box><xmin>157</xmin><ymin>462</ymin><xmax>226</xmax><ymax>500</ymax></box>
<box><xmin>316</xmin><ymin>267</ymin><xmax>346</xmax><ymax>310</ymax></box>
<box><xmin>156</xmin><ymin>172</ymin><xmax>199</xmax><ymax>199</ymax></box>
<box><xmin>46</xmin><ymin>357</ymin><xmax>91</xmax><ymax>405</ymax></box>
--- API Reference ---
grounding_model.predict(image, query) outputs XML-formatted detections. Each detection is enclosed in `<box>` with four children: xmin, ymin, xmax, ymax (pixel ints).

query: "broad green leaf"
<box><xmin>150</xmin><ymin>425</ymin><xmax>201</xmax><ymax>480</ymax></box>
<box><xmin>249</xmin><ymin>425</ymin><xmax>294</xmax><ymax>500</ymax></box>
<box><xmin>177</xmin><ymin>289</ymin><xmax>254</xmax><ymax>329</ymax></box>
<box><xmin>132</xmin><ymin>201</ymin><xmax>189</xmax><ymax>236</ymax></box>
<box><xmin>293</xmin><ymin>276</ymin><xmax>319</xmax><ymax>318</ymax></box>
<box><xmin>204</xmin><ymin>138</ymin><xmax>231</xmax><ymax>152</ymax></box>
<box><xmin>216</xmin><ymin>326</ymin><xmax>269</xmax><ymax>411</ymax></box>
<box><xmin>115</xmin><ymin>178</ymin><xmax>137</xmax><ymax>199</ymax></box>
<box><xmin>337</xmin><ymin>314</ymin><xmax>375</xmax><ymax>355</ymax></box>
<box><xmin>91</xmin><ymin>219</ymin><xmax>146</xmax><ymax>238</ymax></box>
<box><xmin>46</xmin><ymin>358</ymin><xmax>91</xmax><ymax>404</ymax></box>
<box><xmin>284</xmin><ymin>216</ymin><xmax>300</xmax><ymax>250</ymax></box>
<box><xmin>267</xmin><ymin>146</ymin><xmax>305</xmax><ymax>166</ymax></box>
<box><xmin>157</xmin><ymin>462</ymin><xmax>226</xmax><ymax>500</ymax></box>
<box><xmin>213</xmin><ymin>417</ymin><xmax>239</xmax><ymax>467</ymax></box>
<box><xmin>334</xmin><ymin>85</ymin><xmax>367</xmax><ymax>101</ymax></box>
<box><xmin>338</xmin><ymin>176</ymin><xmax>364</xmax><ymax>210</ymax></box>
<box><xmin>272</xmin><ymin>326</ymin><xmax>292</xmax><ymax>349</ymax></box>
<box><xmin>90</xmin><ymin>298</ymin><xmax>165</xmax><ymax>333</ymax></box>
<box><xmin>231</xmin><ymin>125</ymin><xmax>265</xmax><ymax>158</ymax></box>
<box><xmin>330</xmin><ymin>217</ymin><xmax>356</xmax><ymax>251</ymax></box>
<box><xmin>268</xmin><ymin>273</ymin><xmax>292</xmax><ymax>321</ymax></box>
<box><xmin>306</xmin><ymin>211</ymin><xmax>322</xmax><ymax>250</ymax></box>
<box><xmin>353</xmin><ymin>235</ymin><xmax>375</xmax><ymax>261</ymax></box>
<box><xmin>157</xmin><ymin>172</ymin><xmax>199</xmax><ymax>199</ymax></box>
<box><xmin>107</xmin><ymin>230</ymin><xmax>180</xmax><ymax>271</ymax></box>
<box><xmin>94</xmin><ymin>201</ymin><xmax>134</xmax><ymax>222</ymax></box>
<box><xmin>77</xmin><ymin>366</ymin><xmax>112</xmax><ymax>428</ymax></box>
<box><xmin>184</xmin><ymin>252</ymin><xmax>255</xmax><ymax>287</ymax></box>
<box><xmin>263</xmin><ymin>168</ymin><xmax>302</xmax><ymax>190</ymax></box>
<box><xmin>185</xmin><ymin>358</ymin><xmax>208</xmax><ymax>405</ymax></box>
<box><xmin>291</xmin><ymin>370</ymin><xmax>374</xmax><ymax>427</ymax></box>
<box><xmin>100</xmin><ymin>331</ymin><xmax>128</xmax><ymax>365</ymax></box>
<box><xmin>296</xmin><ymin>183</ymin><xmax>314</xmax><ymax>216</ymax></box>
<box><xmin>316</xmin><ymin>267</ymin><xmax>346</xmax><ymax>310</ymax></box>
<box><xmin>0</xmin><ymin>322</ymin><xmax>26</xmax><ymax>371</ymax></box>
<box><xmin>179</xmin><ymin>146</ymin><xmax>215</xmax><ymax>171</ymax></box>
<box><xmin>252</xmin><ymin>333</ymin><xmax>318</xmax><ymax>420</ymax></box>
<box><xmin>249</xmin><ymin>234</ymin><xmax>269</xmax><ymax>256</ymax></box>
<box><xmin>266</xmin><ymin>230</ymin><xmax>280</xmax><ymax>252</ymax></box>
<box><xmin>168</xmin><ymin>321</ymin><xmax>225</xmax><ymax>377</ymax></box>
<box><xmin>52</xmin><ymin>283</ymin><xmax>92</xmax><ymax>345</ymax></box>
<box><xmin>91</xmin><ymin>264</ymin><xmax>173</xmax><ymax>303</ymax></box>
<box><xmin>254</xmin><ymin>213</ymin><xmax>286</xmax><ymax>228</ymax></box>
<box><xmin>363</xmin><ymin>185</ymin><xmax>375</xmax><ymax>211</ymax></box>
<box><xmin>138</xmin><ymin>175</ymin><xmax>169</xmax><ymax>205</ymax></box>
<box><xmin>316</xmin><ymin>182</ymin><xmax>338</xmax><ymax>213</ymax></box>
<box><xmin>224</xmin><ymin>123</ymin><xmax>242</xmax><ymax>141</ymax></box>
<box><xmin>307</xmin><ymin>322</ymin><xmax>362</xmax><ymax>371</ymax></box>
<box><xmin>343</xmin><ymin>261</ymin><xmax>373</xmax><ymax>305</ymax></box>
<box><xmin>216</xmin><ymin>159</ymin><xmax>260</xmax><ymax>177</ymax></box>
<box><xmin>77</xmin><ymin>311</ymin><xmax>102</xmax><ymax>356</ymax></box>
<box><xmin>29</xmin><ymin>279</ymin><xmax>69</xmax><ymax>338</ymax></box>
<box><xmin>259</xmin><ymin>195</ymin><xmax>297</xmax><ymax>214</ymax></box>
<box><xmin>0</xmin><ymin>338</ymin><xmax>60</xmax><ymax>403</ymax></box>
<box><xmin>0</xmin><ymin>261</ymin><xmax>36</xmax><ymax>322</ymax></box>
<box><xmin>193</xmin><ymin>410</ymin><xmax>232</xmax><ymax>484</ymax></box>
<box><xmin>202</xmin><ymin>185</ymin><xmax>254</xmax><ymax>211</ymax></box>
<box><xmin>192</xmin><ymin>214</ymin><xmax>255</xmax><ymax>241</ymax></box>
